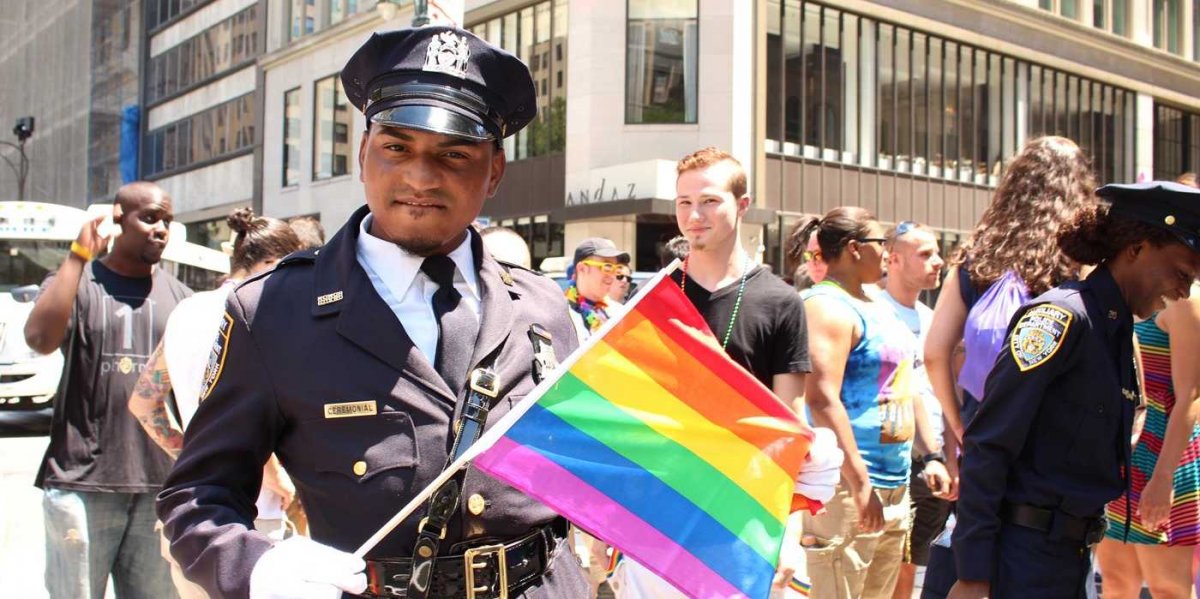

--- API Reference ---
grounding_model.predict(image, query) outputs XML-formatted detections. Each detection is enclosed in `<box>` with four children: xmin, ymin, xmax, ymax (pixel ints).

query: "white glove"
<box><xmin>795</xmin><ymin>428</ymin><xmax>844</xmax><ymax>504</ymax></box>
<box><xmin>249</xmin><ymin>536</ymin><xmax>368</xmax><ymax>599</ymax></box>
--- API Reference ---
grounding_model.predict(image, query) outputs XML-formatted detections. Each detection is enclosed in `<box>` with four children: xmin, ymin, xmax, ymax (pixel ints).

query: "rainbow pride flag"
<box><xmin>473</xmin><ymin>270</ymin><xmax>814</xmax><ymax>599</ymax></box>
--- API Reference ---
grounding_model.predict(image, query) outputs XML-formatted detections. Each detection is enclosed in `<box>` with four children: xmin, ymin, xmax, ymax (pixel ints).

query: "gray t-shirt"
<box><xmin>36</xmin><ymin>260</ymin><xmax>192</xmax><ymax>492</ymax></box>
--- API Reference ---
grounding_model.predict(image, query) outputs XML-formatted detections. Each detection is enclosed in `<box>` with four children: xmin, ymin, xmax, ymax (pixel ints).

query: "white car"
<box><xmin>0</xmin><ymin>286</ymin><xmax>62</xmax><ymax>409</ymax></box>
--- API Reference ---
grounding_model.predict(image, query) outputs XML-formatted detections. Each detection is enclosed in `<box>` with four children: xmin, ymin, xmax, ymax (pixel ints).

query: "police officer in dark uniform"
<box><xmin>948</xmin><ymin>181</ymin><xmax>1200</xmax><ymax>599</ymax></box>
<box><xmin>156</xmin><ymin>27</ymin><xmax>588</xmax><ymax>599</ymax></box>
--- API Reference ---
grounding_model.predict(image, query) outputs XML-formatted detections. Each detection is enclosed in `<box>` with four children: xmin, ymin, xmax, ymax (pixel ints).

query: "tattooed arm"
<box><xmin>129</xmin><ymin>340</ymin><xmax>184</xmax><ymax>459</ymax></box>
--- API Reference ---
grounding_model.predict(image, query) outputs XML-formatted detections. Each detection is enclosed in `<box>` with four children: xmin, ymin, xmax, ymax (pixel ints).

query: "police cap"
<box><xmin>341</xmin><ymin>26</ymin><xmax>536</xmax><ymax>142</ymax></box>
<box><xmin>1098</xmin><ymin>181</ymin><xmax>1200</xmax><ymax>252</ymax></box>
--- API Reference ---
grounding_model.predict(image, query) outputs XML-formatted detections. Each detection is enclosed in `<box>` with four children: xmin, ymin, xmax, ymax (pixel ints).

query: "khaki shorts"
<box><xmin>802</xmin><ymin>483</ymin><xmax>911</xmax><ymax>599</ymax></box>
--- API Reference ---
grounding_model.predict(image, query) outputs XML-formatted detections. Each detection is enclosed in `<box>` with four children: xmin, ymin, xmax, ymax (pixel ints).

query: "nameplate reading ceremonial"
<box><xmin>324</xmin><ymin>400</ymin><xmax>378</xmax><ymax>419</ymax></box>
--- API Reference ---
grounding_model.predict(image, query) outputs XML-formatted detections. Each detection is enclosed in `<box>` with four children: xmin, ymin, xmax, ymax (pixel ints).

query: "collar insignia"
<box><xmin>317</xmin><ymin>291</ymin><xmax>344</xmax><ymax>306</ymax></box>
<box><xmin>423</xmin><ymin>31</ymin><xmax>471</xmax><ymax>79</ymax></box>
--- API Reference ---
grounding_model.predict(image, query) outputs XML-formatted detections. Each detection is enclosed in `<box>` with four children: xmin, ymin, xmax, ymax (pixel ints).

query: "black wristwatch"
<box><xmin>917</xmin><ymin>450</ymin><xmax>947</xmax><ymax>465</ymax></box>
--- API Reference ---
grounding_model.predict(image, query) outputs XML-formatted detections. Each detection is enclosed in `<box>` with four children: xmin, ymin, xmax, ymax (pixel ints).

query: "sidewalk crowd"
<box><xmin>20</xmin><ymin>24</ymin><xmax>1200</xmax><ymax>599</ymax></box>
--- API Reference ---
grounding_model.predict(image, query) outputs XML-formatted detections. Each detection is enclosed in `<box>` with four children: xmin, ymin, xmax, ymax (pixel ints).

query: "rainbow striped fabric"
<box><xmin>474</xmin><ymin>272</ymin><xmax>814</xmax><ymax>599</ymax></box>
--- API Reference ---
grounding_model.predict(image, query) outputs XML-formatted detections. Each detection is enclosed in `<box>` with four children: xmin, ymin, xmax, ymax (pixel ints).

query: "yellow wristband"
<box><xmin>70</xmin><ymin>241</ymin><xmax>94</xmax><ymax>262</ymax></box>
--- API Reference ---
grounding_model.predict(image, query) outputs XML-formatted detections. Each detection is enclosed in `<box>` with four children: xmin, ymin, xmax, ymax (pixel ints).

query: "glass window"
<box><xmin>877</xmin><ymin>23</ymin><xmax>895</xmax><ymax>169</ymax></box>
<box><xmin>626</xmin><ymin>0</ymin><xmax>699</xmax><ymax>124</ymax></box>
<box><xmin>1194</xmin><ymin>0</ymin><xmax>1200</xmax><ymax>60</ymax></box>
<box><xmin>473</xmin><ymin>2</ymin><xmax>567</xmax><ymax>161</ymax></box>
<box><xmin>313</xmin><ymin>74</ymin><xmax>352</xmax><ymax>180</ymax></box>
<box><xmin>289</xmin><ymin>0</ymin><xmax>376</xmax><ymax>43</ymax></box>
<box><xmin>784</xmin><ymin>0</ymin><xmax>802</xmax><ymax>148</ymax></box>
<box><xmin>143</xmin><ymin>93</ymin><xmax>256</xmax><ymax>178</ymax></box>
<box><xmin>283</xmin><ymin>87</ymin><xmax>301</xmax><ymax>187</ymax></box>
<box><xmin>1153</xmin><ymin>103</ymin><xmax>1200</xmax><ymax>180</ymax></box>
<box><xmin>147</xmin><ymin>5</ymin><xmax>261</xmax><ymax>104</ymax></box>
<box><xmin>1154</xmin><ymin>0</ymin><xmax>1182</xmax><ymax>54</ymax></box>
<box><xmin>765</xmin><ymin>1</ymin><xmax>1133</xmax><ymax>185</ymax></box>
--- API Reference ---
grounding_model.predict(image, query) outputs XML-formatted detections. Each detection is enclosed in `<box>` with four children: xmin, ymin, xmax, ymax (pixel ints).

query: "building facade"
<box><xmin>0</xmin><ymin>0</ymin><xmax>142</xmax><ymax>207</ymax></box>
<box><xmin>256</xmin><ymin>0</ymin><xmax>1200</xmax><ymax>273</ymax></box>
<box><xmin>140</xmin><ymin>0</ymin><xmax>267</xmax><ymax>248</ymax></box>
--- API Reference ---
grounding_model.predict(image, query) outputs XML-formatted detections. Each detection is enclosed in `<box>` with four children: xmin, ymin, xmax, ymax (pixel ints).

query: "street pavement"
<box><xmin>0</xmin><ymin>411</ymin><xmax>51</xmax><ymax>598</ymax></box>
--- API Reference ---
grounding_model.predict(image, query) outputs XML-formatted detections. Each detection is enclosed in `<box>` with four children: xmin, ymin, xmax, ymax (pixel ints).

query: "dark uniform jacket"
<box><xmin>156</xmin><ymin>205</ymin><xmax>582</xmax><ymax>599</ymax></box>
<box><xmin>952</xmin><ymin>266</ymin><xmax>1137</xmax><ymax>582</ymax></box>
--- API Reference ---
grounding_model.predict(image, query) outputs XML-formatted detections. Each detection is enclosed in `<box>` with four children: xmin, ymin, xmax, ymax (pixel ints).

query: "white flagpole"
<box><xmin>353</xmin><ymin>260</ymin><xmax>682</xmax><ymax>558</ymax></box>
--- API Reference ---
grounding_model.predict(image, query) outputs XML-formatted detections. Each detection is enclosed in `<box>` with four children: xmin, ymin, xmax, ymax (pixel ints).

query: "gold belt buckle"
<box><xmin>463</xmin><ymin>543</ymin><xmax>507</xmax><ymax>599</ymax></box>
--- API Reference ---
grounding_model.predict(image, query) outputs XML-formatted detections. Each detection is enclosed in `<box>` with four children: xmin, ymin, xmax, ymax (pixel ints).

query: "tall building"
<box><xmin>139</xmin><ymin>0</ymin><xmax>266</xmax><ymax>248</ymax></box>
<box><xmin>0</xmin><ymin>0</ymin><xmax>142</xmax><ymax>206</ymax></box>
<box><xmin>257</xmin><ymin>0</ymin><xmax>1200</xmax><ymax>273</ymax></box>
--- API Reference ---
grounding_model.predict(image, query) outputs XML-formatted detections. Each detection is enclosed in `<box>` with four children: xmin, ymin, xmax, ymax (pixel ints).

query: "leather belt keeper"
<box><xmin>1002</xmin><ymin>502</ymin><xmax>1107</xmax><ymax>545</ymax></box>
<box><xmin>365</xmin><ymin>524</ymin><xmax>560</xmax><ymax>599</ymax></box>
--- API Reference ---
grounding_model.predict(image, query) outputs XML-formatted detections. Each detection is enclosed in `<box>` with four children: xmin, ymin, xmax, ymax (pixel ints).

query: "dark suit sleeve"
<box><xmin>952</xmin><ymin>302</ymin><xmax>1081</xmax><ymax>582</ymax></box>
<box><xmin>156</xmin><ymin>291</ymin><xmax>285</xmax><ymax>599</ymax></box>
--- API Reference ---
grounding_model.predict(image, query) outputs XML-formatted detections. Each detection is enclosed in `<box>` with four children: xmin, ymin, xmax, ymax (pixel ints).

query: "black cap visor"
<box><xmin>369</xmin><ymin>102</ymin><xmax>495</xmax><ymax>142</ymax></box>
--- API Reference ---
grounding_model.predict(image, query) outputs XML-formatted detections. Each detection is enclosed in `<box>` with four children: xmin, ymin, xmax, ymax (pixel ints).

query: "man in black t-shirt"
<box><xmin>670</xmin><ymin>148</ymin><xmax>811</xmax><ymax>393</ymax></box>
<box><xmin>604</xmin><ymin>147</ymin><xmax>842</xmax><ymax>598</ymax></box>
<box><xmin>25</xmin><ymin>181</ymin><xmax>191</xmax><ymax>599</ymax></box>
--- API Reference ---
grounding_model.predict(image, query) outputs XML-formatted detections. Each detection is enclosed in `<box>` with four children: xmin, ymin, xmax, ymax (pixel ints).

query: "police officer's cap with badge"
<box><xmin>1098</xmin><ymin>180</ymin><xmax>1200</xmax><ymax>252</ymax></box>
<box><xmin>341</xmin><ymin>26</ymin><xmax>537</xmax><ymax>142</ymax></box>
<box><xmin>338</xmin><ymin>26</ymin><xmax>576</xmax><ymax>599</ymax></box>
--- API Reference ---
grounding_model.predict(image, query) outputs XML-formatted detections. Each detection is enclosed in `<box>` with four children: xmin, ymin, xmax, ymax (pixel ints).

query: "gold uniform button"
<box><xmin>467</xmin><ymin>493</ymin><xmax>487</xmax><ymax>515</ymax></box>
<box><xmin>352</xmin><ymin>460</ymin><xmax>367</xmax><ymax>476</ymax></box>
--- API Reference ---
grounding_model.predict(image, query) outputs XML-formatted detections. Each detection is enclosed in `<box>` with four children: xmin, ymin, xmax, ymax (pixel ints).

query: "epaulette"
<box><xmin>494</xmin><ymin>258</ymin><xmax>537</xmax><ymax>275</ymax></box>
<box><xmin>236</xmin><ymin>247</ymin><xmax>319</xmax><ymax>289</ymax></box>
<box><xmin>277</xmin><ymin>247</ymin><xmax>320</xmax><ymax>267</ymax></box>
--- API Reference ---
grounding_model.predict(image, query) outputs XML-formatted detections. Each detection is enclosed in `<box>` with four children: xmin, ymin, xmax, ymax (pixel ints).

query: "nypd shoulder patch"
<box><xmin>1010</xmin><ymin>304</ymin><xmax>1073</xmax><ymax>372</ymax></box>
<box><xmin>200</xmin><ymin>312</ymin><xmax>235</xmax><ymax>401</ymax></box>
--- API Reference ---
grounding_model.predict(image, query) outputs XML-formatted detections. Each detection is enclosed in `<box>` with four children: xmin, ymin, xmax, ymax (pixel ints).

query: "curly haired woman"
<box><xmin>921</xmin><ymin>136</ymin><xmax>1098</xmax><ymax>597</ymax></box>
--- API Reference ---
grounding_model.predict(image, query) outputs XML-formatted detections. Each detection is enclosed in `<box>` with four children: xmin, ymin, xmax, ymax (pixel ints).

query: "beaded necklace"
<box><xmin>680</xmin><ymin>252</ymin><xmax>752</xmax><ymax>349</ymax></box>
<box><xmin>565</xmin><ymin>283</ymin><xmax>608</xmax><ymax>333</ymax></box>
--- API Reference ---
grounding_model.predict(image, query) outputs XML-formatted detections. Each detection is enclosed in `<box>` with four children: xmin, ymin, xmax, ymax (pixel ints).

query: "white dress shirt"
<box><xmin>355</xmin><ymin>214</ymin><xmax>481</xmax><ymax>365</ymax></box>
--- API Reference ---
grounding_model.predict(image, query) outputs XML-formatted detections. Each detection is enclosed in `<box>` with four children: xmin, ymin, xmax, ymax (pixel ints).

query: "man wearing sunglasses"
<box><xmin>566</xmin><ymin>238</ymin><xmax>630</xmax><ymax>340</ymax></box>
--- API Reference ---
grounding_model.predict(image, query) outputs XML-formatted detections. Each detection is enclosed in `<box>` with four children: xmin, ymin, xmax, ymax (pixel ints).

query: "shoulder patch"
<box><xmin>1010</xmin><ymin>304</ymin><xmax>1073</xmax><ymax>372</ymax></box>
<box><xmin>200</xmin><ymin>312</ymin><xmax>234</xmax><ymax>401</ymax></box>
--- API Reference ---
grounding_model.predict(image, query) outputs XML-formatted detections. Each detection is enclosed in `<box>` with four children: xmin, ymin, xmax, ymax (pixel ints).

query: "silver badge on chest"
<box><xmin>423</xmin><ymin>31</ymin><xmax>471</xmax><ymax>79</ymax></box>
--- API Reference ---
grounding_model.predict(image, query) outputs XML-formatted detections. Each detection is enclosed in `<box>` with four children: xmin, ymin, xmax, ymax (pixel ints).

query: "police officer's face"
<box><xmin>358</xmin><ymin>125</ymin><xmax>505</xmax><ymax>256</ymax></box>
<box><xmin>113</xmin><ymin>191</ymin><xmax>173</xmax><ymax>265</ymax></box>
<box><xmin>675</xmin><ymin>162</ymin><xmax>749</xmax><ymax>253</ymax></box>
<box><xmin>1126</xmin><ymin>241</ymin><xmax>1200</xmax><ymax>318</ymax></box>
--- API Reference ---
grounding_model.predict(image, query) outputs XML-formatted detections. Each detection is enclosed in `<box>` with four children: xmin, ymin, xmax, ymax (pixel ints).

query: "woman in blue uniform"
<box><xmin>948</xmin><ymin>182</ymin><xmax>1200</xmax><ymax>599</ymax></box>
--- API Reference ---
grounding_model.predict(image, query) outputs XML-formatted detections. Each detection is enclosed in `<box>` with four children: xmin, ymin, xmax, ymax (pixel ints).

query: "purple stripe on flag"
<box><xmin>475</xmin><ymin>436</ymin><xmax>749</xmax><ymax>599</ymax></box>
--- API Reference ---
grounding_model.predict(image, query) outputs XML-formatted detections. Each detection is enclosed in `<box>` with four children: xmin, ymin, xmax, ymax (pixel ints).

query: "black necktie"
<box><xmin>420</xmin><ymin>255</ymin><xmax>478</xmax><ymax>394</ymax></box>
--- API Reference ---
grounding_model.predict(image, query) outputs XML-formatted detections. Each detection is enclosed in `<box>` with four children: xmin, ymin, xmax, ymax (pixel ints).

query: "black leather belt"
<box><xmin>365</xmin><ymin>524</ymin><xmax>560</xmax><ymax>599</ymax></box>
<box><xmin>1002</xmin><ymin>503</ymin><xmax>1107</xmax><ymax>545</ymax></box>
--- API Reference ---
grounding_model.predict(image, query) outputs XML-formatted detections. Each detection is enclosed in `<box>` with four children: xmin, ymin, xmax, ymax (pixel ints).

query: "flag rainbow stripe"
<box><xmin>475</xmin><ymin>275</ymin><xmax>811</xmax><ymax>599</ymax></box>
